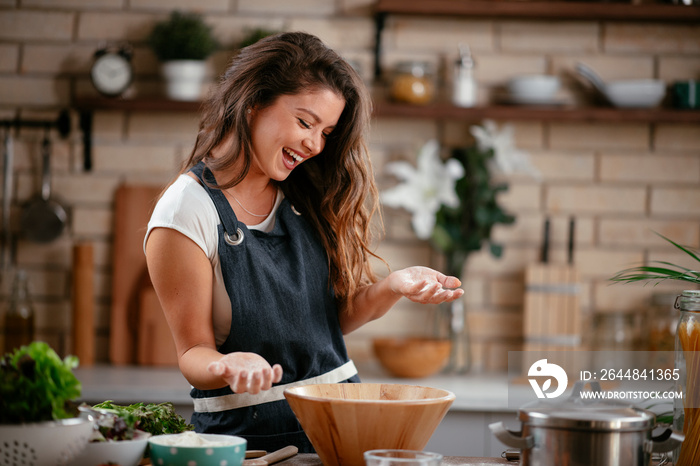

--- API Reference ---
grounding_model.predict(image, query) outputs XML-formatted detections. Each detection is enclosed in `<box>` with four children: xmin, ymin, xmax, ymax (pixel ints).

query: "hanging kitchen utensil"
<box><xmin>20</xmin><ymin>129</ymin><xmax>67</xmax><ymax>243</ymax></box>
<box><xmin>2</xmin><ymin>128</ymin><xmax>14</xmax><ymax>271</ymax></box>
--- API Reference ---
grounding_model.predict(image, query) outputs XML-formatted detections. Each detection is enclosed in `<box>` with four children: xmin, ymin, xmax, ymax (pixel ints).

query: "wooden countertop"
<box><xmin>140</xmin><ymin>453</ymin><xmax>510</xmax><ymax>466</ymax></box>
<box><xmin>74</xmin><ymin>363</ymin><xmax>530</xmax><ymax>413</ymax></box>
<box><xmin>271</xmin><ymin>453</ymin><xmax>510</xmax><ymax>465</ymax></box>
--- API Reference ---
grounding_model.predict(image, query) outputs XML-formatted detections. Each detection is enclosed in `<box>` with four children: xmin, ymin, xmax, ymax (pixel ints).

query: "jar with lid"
<box><xmin>589</xmin><ymin>312</ymin><xmax>644</xmax><ymax>371</ymax></box>
<box><xmin>648</xmin><ymin>292</ymin><xmax>679</xmax><ymax>369</ymax></box>
<box><xmin>389</xmin><ymin>61</ymin><xmax>436</xmax><ymax>105</ymax></box>
<box><xmin>673</xmin><ymin>290</ymin><xmax>700</xmax><ymax>465</ymax></box>
<box><xmin>3</xmin><ymin>268</ymin><xmax>35</xmax><ymax>353</ymax></box>
<box><xmin>452</xmin><ymin>44</ymin><xmax>477</xmax><ymax>108</ymax></box>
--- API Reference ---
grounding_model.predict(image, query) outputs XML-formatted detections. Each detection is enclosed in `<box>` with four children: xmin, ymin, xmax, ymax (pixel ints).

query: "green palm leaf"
<box><xmin>610</xmin><ymin>232</ymin><xmax>700</xmax><ymax>286</ymax></box>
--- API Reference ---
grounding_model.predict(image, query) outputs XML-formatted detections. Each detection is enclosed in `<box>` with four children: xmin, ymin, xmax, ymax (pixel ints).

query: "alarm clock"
<box><xmin>90</xmin><ymin>44</ymin><xmax>133</xmax><ymax>97</ymax></box>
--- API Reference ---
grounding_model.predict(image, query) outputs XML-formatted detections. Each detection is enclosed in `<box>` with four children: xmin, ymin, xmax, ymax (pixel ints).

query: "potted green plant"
<box><xmin>238</xmin><ymin>27</ymin><xmax>279</xmax><ymax>49</ymax></box>
<box><xmin>610</xmin><ymin>233</ymin><xmax>700</xmax><ymax>466</ymax></box>
<box><xmin>147</xmin><ymin>10</ymin><xmax>219</xmax><ymax>101</ymax></box>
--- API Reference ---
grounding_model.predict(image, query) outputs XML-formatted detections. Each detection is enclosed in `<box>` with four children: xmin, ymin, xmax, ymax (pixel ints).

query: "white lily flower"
<box><xmin>470</xmin><ymin>119</ymin><xmax>540</xmax><ymax>179</ymax></box>
<box><xmin>381</xmin><ymin>140</ymin><xmax>464</xmax><ymax>239</ymax></box>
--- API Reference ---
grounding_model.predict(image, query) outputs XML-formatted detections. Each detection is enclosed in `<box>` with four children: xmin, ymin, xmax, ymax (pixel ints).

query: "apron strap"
<box><xmin>190</xmin><ymin>161</ymin><xmax>244</xmax><ymax>245</ymax></box>
<box><xmin>192</xmin><ymin>360</ymin><xmax>358</xmax><ymax>413</ymax></box>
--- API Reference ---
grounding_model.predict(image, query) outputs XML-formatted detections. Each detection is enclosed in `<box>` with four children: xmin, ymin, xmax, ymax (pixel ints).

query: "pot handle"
<box><xmin>646</xmin><ymin>428</ymin><xmax>685</xmax><ymax>454</ymax></box>
<box><xmin>569</xmin><ymin>380</ymin><xmax>602</xmax><ymax>401</ymax></box>
<box><xmin>489</xmin><ymin>422</ymin><xmax>534</xmax><ymax>450</ymax></box>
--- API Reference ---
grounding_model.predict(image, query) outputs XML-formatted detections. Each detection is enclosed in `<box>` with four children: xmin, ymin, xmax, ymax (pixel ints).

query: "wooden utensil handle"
<box><xmin>243</xmin><ymin>445</ymin><xmax>298</xmax><ymax>466</ymax></box>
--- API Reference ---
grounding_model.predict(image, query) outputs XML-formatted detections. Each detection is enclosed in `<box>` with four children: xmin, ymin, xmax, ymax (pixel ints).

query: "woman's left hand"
<box><xmin>387</xmin><ymin>266</ymin><xmax>464</xmax><ymax>304</ymax></box>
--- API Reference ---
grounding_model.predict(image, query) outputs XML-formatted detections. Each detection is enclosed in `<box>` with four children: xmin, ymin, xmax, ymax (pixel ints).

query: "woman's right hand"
<box><xmin>207</xmin><ymin>352</ymin><xmax>283</xmax><ymax>395</ymax></box>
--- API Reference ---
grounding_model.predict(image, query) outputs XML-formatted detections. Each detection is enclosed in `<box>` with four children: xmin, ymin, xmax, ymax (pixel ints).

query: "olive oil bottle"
<box><xmin>3</xmin><ymin>269</ymin><xmax>35</xmax><ymax>353</ymax></box>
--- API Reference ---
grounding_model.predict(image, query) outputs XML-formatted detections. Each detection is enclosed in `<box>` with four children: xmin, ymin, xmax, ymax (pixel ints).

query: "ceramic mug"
<box><xmin>672</xmin><ymin>80</ymin><xmax>700</xmax><ymax>109</ymax></box>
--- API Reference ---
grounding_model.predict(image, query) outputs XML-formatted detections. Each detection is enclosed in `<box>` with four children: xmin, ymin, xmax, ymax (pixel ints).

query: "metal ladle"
<box><xmin>20</xmin><ymin>129</ymin><xmax>67</xmax><ymax>243</ymax></box>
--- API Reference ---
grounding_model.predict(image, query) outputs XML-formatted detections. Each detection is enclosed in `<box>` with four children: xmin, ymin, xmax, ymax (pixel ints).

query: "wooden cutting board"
<box><xmin>73</xmin><ymin>242</ymin><xmax>95</xmax><ymax>366</ymax></box>
<box><xmin>110</xmin><ymin>184</ymin><xmax>177</xmax><ymax>366</ymax></box>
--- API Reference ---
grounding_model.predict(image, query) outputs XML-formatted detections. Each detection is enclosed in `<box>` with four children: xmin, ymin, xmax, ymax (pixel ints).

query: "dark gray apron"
<box><xmin>188</xmin><ymin>162</ymin><xmax>359</xmax><ymax>452</ymax></box>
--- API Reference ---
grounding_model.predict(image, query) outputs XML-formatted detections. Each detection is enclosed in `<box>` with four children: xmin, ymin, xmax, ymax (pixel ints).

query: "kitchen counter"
<box><xmin>139</xmin><ymin>453</ymin><xmax>510</xmax><ymax>466</ymax></box>
<box><xmin>74</xmin><ymin>363</ymin><xmax>524</xmax><ymax>457</ymax></box>
<box><xmin>274</xmin><ymin>453</ymin><xmax>510</xmax><ymax>465</ymax></box>
<box><xmin>74</xmin><ymin>362</ymin><xmax>527</xmax><ymax>413</ymax></box>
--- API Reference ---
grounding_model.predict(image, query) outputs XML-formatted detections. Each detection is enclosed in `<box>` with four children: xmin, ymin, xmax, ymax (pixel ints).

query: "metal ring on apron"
<box><xmin>224</xmin><ymin>227</ymin><xmax>245</xmax><ymax>246</ymax></box>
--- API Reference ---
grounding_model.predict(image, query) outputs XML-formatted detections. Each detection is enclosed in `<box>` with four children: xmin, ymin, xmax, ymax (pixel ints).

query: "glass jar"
<box><xmin>673</xmin><ymin>290</ymin><xmax>700</xmax><ymax>465</ymax></box>
<box><xmin>390</xmin><ymin>61</ymin><xmax>436</xmax><ymax>105</ymax></box>
<box><xmin>589</xmin><ymin>312</ymin><xmax>644</xmax><ymax>371</ymax></box>
<box><xmin>452</xmin><ymin>44</ymin><xmax>476</xmax><ymax>108</ymax></box>
<box><xmin>648</xmin><ymin>292</ymin><xmax>679</xmax><ymax>369</ymax></box>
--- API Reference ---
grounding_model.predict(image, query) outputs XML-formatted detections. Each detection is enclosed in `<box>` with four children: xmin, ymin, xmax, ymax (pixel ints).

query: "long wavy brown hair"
<box><xmin>181</xmin><ymin>31</ymin><xmax>382</xmax><ymax>309</ymax></box>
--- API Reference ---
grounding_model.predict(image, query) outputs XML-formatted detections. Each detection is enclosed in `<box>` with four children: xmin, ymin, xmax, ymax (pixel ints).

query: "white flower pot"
<box><xmin>161</xmin><ymin>60</ymin><xmax>207</xmax><ymax>101</ymax></box>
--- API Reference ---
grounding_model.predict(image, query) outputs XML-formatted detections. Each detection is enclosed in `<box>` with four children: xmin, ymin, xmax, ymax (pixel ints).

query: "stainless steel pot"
<box><xmin>489</xmin><ymin>382</ymin><xmax>683</xmax><ymax>466</ymax></box>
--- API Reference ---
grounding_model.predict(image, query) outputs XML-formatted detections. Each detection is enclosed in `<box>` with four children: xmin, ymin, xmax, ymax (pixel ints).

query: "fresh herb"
<box><xmin>0</xmin><ymin>341</ymin><xmax>81</xmax><ymax>423</ymax></box>
<box><xmin>92</xmin><ymin>400</ymin><xmax>193</xmax><ymax>436</ymax></box>
<box><xmin>82</xmin><ymin>404</ymin><xmax>139</xmax><ymax>442</ymax></box>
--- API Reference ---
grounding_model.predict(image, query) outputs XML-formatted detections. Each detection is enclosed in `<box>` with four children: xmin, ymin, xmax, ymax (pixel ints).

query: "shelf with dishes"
<box><xmin>72</xmin><ymin>91</ymin><xmax>699</xmax><ymax>170</ymax></box>
<box><xmin>74</xmin><ymin>95</ymin><xmax>700</xmax><ymax>123</ymax></box>
<box><xmin>375</xmin><ymin>0</ymin><xmax>700</xmax><ymax>22</ymax></box>
<box><xmin>373</xmin><ymin>100</ymin><xmax>700</xmax><ymax>123</ymax></box>
<box><xmin>372</xmin><ymin>0</ymin><xmax>700</xmax><ymax>77</ymax></box>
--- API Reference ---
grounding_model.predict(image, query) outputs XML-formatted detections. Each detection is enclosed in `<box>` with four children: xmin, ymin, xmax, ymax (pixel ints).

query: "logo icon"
<box><xmin>528</xmin><ymin>358</ymin><xmax>568</xmax><ymax>399</ymax></box>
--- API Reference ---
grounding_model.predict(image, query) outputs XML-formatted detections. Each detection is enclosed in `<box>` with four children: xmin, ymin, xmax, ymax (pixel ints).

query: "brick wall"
<box><xmin>0</xmin><ymin>0</ymin><xmax>699</xmax><ymax>372</ymax></box>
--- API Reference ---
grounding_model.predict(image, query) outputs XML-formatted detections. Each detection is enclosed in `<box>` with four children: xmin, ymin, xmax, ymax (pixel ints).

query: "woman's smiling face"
<box><xmin>248</xmin><ymin>88</ymin><xmax>346</xmax><ymax>181</ymax></box>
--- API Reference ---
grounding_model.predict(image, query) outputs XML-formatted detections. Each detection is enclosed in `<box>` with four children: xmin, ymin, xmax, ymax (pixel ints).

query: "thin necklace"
<box><xmin>225</xmin><ymin>188</ymin><xmax>275</xmax><ymax>218</ymax></box>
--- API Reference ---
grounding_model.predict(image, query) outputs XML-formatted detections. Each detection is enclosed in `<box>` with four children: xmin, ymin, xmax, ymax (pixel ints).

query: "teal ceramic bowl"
<box><xmin>148</xmin><ymin>432</ymin><xmax>246</xmax><ymax>466</ymax></box>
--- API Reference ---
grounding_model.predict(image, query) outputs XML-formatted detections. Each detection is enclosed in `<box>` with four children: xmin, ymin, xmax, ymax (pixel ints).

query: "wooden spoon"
<box><xmin>243</xmin><ymin>445</ymin><xmax>298</xmax><ymax>466</ymax></box>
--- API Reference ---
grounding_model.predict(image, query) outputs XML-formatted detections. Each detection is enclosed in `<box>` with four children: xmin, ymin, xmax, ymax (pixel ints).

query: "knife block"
<box><xmin>523</xmin><ymin>263</ymin><xmax>583</xmax><ymax>374</ymax></box>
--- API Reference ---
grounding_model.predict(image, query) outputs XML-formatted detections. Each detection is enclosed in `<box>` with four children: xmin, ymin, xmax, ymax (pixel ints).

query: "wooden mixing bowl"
<box><xmin>372</xmin><ymin>337</ymin><xmax>451</xmax><ymax>378</ymax></box>
<box><xmin>284</xmin><ymin>383</ymin><xmax>455</xmax><ymax>466</ymax></box>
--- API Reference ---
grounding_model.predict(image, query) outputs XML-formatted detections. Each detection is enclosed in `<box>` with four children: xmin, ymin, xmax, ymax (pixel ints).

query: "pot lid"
<box><xmin>519</xmin><ymin>382</ymin><xmax>656</xmax><ymax>431</ymax></box>
<box><xmin>520</xmin><ymin>402</ymin><xmax>655</xmax><ymax>431</ymax></box>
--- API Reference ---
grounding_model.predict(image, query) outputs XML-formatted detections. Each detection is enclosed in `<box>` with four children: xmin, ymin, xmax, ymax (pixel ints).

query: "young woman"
<box><xmin>144</xmin><ymin>31</ymin><xmax>463</xmax><ymax>452</ymax></box>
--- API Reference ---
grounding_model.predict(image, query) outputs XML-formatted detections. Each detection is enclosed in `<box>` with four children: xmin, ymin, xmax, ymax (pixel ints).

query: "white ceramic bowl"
<box><xmin>507</xmin><ymin>74</ymin><xmax>561</xmax><ymax>103</ymax></box>
<box><xmin>0</xmin><ymin>417</ymin><xmax>94</xmax><ymax>466</ymax></box>
<box><xmin>604</xmin><ymin>79</ymin><xmax>666</xmax><ymax>108</ymax></box>
<box><xmin>72</xmin><ymin>430</ymin><xmax>151</xmax><ymax>466</ymax></box>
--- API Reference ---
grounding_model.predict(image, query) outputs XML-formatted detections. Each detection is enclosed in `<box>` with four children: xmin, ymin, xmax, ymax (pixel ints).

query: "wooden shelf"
<box><xmin>376</xmin><ymin>0</ymin><xmax>700</xmax><ymax>22</ymax></box>
<box><xmin>373</xmin><ymin>0</ymin><xmax>700</xmax><ymax>76</ymax></box>
<box><xmin>71</xmin><ymin>95</ymin><xmax>698</xmax><ymax>172</ymax></box>
<box><xmin>374</xmin><ymin>100</ymin><xmax>700</xmax><ymax>123</ymax></box>
<box><xmin>73</xmin><ymin>97</ymin><xmax>203</xmax><ymax>112</ymax></box>
<box><xmin>74</xmin><ymin>96</ymin><xmax>700</xmax><ymax>123</ymax></box>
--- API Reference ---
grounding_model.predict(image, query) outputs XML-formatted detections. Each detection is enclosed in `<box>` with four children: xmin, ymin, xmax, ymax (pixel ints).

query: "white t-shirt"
<box><xmin>144</xmin><ymin>174</ymin><xmax>283</xmax><ymax>347</ymax></box>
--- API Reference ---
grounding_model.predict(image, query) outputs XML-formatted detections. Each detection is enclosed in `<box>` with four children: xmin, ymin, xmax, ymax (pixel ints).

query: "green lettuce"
<box><xmin>0</xmin><ymin>341</ymin><xmax>81</xmax><ymax>423</ymax></box>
